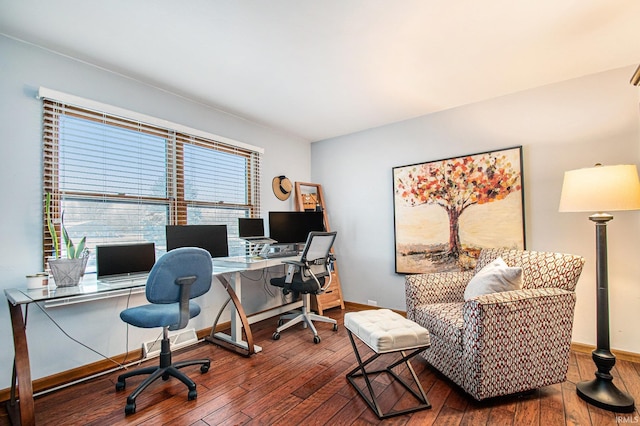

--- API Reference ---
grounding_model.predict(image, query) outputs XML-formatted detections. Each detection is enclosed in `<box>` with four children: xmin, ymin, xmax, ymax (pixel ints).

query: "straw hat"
<box><xmin>272</xmin><ymin>176</ymin><xmax>293</xmax><ymax>200</ymax></box>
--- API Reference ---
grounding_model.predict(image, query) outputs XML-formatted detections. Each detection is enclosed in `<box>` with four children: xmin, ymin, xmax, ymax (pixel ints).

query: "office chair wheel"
<box><xmin>115</xmin><ymin>380</ymin><xmax>126</xmax><ymax>391</ymax></box>
<box><xmin>200</xmin><ymin>364</ymin><xmax>209</xmax><ymax>373</ymax></box>
<box><xmin>272</xmin><ymin>331</ymin><xmax>280</xmax><ymax>340</ymax></box>
<box><xmin>313</xmin><ymin>335</ymin><xmax>321</xmax><ymax>344</ymax></box>
<box><xmin>188</xmin><ymin>389</ymin><xmax>198</xmax><ymax>400</ymax></box>
<box><xmin>162</xmin><ymin>372</ymin><xmax>170</xmax><ymax>381</ymax></box>
<box><xmin>125</xmin><ymin>402</ymin><xmax>136</xmax><ymax>415</ymax></box>
<box><xmin>333</xmin><ymin>324</ymin><xmax>338</xmax><ymax>331</ymax></box>
<box><xmin>277</xmin><ymin>319</ymin><xmax>284</xmax><ymax>326</ymax></box>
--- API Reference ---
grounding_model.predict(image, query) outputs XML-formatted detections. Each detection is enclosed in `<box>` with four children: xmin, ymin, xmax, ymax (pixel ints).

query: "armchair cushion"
<box><xmin>463</xmin><ymin>257</ymin><xmax>523</xmax><ymax>300</ymax></box>
<box><xmin>413</xmin><ymin>302</ymin><xmax>464</xmax><ymax>349</ymax></box>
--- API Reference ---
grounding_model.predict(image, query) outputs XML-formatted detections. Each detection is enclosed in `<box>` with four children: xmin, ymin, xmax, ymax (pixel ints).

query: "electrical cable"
<box><xmin>25</xmin><ymin>287</ymin><xmax>162</xmax><ymax>373</ymax></box>
<box><xmin>31</xmin><ymin>296</ymin><xmax>129</xmax><ymax>370</ymax></box>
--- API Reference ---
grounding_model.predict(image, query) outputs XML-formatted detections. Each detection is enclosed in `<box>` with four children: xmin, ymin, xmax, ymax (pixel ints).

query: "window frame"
<box><xmin>40</xmin><ymin>88</ymin><xmax>263</xmax><ymax>268</ymax></box>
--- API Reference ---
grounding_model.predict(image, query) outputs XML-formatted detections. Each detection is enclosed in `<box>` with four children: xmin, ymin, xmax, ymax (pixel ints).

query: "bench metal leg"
<box><xmin>345</xmin><ymin>330</ymin><xmax>431</xmax><ymax>419</ymax></box>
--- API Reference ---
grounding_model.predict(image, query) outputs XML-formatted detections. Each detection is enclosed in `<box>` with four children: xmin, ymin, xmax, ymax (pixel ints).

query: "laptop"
<box><xmin>238</xmin><ymin>218</ymin><xmax>276</xmax><ymax>244</ymax></box>
<box><xmin>96</xmin><ymin>242</ymin><xmax>156</xmax><ymax>285</ymax></box>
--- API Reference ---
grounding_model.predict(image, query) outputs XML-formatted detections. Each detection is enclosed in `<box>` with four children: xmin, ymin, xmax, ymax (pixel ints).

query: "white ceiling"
<box><xmin>1</xmin><ymin>0</ymin><xmax>639</xmax><ymax>142</ymax></box>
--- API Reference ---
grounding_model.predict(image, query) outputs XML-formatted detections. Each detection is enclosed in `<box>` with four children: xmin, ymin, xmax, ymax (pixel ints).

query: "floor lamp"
<box><xmin>559</xmin><ymin>163</ymin><xmax>640</xmax><ymax>413</ymax></box>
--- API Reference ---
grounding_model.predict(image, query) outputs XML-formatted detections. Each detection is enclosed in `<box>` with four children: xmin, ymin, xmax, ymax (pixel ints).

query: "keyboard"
<box><xmin>263</xmin><ymin>251</ymin><xmax>298</xmax><ymax>259</ymax></box>
<box><xmin>241</xmin><ymin>237</ymin><xmax>277</xmax><ymax>244</ymax></box>
<box><xmin>99</xmin><ymin>273</ymin><xmax>148</xmax><ymax>286</ymax></box>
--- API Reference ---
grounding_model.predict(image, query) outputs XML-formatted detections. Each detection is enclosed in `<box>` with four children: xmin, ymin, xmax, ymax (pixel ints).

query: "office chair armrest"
<box><xmin>173</xmin><ymin>275</ymin><xmax>197</xmax><ymax>330</ymax></box>
<box><xmin>279</xmin><ymin>260</ymin><xmax>305</xmax><ymax>284</ymax></box>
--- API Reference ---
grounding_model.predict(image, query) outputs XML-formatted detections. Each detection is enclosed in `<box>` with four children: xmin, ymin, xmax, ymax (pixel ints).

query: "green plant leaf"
<box><xmin>46</xmin><ymin>193</ymin><xmax>86</xmax><ymax>259</ymax></box>
<box><xmin>76</xmin><ymin>237</ymin><xmax>86</xmax><ymax>258</ymax></box>
<box><xmin>45</xmin><ymin>193</ymin><xmax>60</xmax><ymax>259</ymax></box>
<box><xmin>62</xmin><ymin>219</ymin><xmax>76</xmax><ymax>258</ymax></box>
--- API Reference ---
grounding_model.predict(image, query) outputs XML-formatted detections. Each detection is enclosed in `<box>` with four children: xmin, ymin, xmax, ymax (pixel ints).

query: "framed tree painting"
<box><xmin>392</xmin><ymin>146</ymin><xmax>525</xmax><ymax>274</ymax></box>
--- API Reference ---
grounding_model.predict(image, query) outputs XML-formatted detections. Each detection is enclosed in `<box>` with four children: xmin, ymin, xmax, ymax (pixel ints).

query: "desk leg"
<box><xmin>229</xmin><ymin>272</ymin><xmax>242</xmax><ymax>343</ymax></box>
<box><xmin>6</xmin><ymin>301</ymin><xmax>35</xmax><ymax>426</ymax></box>
<box><xmin>205</xmin><ymin>273</ymin><xmax>259</xmax><ymax>356</ymax></box>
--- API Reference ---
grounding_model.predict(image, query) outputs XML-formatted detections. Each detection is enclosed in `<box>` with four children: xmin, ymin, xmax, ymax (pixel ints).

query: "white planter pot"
<box><xmin>49</xmin><ymin>257</ymin><xmax>88</xmax><ymax>287</ymax></box>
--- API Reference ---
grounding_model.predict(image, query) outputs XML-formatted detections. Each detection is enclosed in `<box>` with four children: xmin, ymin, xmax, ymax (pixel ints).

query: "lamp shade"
<box><xmin>559</xmin><ymin>164</ymin><xmax>640</xmax><ymax>213</ymax></box>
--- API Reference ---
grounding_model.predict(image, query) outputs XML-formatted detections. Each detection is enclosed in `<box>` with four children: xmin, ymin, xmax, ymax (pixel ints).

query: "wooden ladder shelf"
<box><xmin>294</xmin><ymin>182</ymin><xmax>345</xmax><ymax>315</ymax></box>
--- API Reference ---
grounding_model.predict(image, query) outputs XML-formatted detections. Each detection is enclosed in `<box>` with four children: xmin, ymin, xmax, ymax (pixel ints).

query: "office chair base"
<box><xmin>273</xmin><ymin>306</ymin><xmax>338</xmax><ymax>343</ymax></box>
<box><xmin>116</xmin><ymin>356</ymin><xmax>210</xmax><ymax>414</ymax></box>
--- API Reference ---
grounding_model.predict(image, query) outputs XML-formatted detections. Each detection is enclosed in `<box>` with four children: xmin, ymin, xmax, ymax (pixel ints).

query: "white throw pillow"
<box><xmin>464</xmin><ymin>257</ymin><xmax>523</xmax><ymax>301</ymax></box>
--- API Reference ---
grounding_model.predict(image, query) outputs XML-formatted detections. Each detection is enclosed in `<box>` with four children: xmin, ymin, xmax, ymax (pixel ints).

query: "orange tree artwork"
<box><xmin>394</xmin><ymin>148</ymin><xmax>522</xmax><ymax>270</ymax></box>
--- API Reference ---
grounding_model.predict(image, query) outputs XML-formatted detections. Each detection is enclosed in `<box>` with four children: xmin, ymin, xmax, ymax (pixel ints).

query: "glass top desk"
<box><xmin>4</xmin><ymin>256</ymin><xmax>300</xmax><ymax>426</ymax></box>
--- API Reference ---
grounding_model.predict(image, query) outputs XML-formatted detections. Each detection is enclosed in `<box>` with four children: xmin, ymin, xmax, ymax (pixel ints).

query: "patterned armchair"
<box><xmin>405</xmin><ymin>248</ymin><xmax>585</xmax><ymax>401</ymax></box>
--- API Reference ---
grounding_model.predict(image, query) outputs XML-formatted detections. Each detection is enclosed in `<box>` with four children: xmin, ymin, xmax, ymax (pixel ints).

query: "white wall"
<box><xmin>0</xmin><ymin>36</ymin><xmax>311</xmax><ymax>385</ymax></box>
<box><xmin>312</xmin><ymin>65</ymin><xmax>640</xmax><ymax>354</ymax></box>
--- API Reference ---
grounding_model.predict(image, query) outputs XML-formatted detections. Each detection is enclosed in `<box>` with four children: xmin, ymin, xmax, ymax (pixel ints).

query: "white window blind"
<box><xmin>41</xmin><ymin>92</ymin><xmax>262</xmax><ymax>268</ymax></box>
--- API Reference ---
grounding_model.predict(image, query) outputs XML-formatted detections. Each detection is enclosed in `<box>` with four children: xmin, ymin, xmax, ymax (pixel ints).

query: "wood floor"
<box><xmin>2</xmin><ymin>307</ymin><xmax>639</xmax><ymax>425</ymax></box>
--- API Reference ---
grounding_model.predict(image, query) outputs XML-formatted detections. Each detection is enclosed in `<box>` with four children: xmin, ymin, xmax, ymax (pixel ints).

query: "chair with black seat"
<box><xmin>270</xmin><ymin>231</ymin><xmax>339</xmax><ymax>344</ymax></box>
<box><xmin>116</xmin><ymin>247</ymin><xmax>212</xmax><ymax>415</ymax></box>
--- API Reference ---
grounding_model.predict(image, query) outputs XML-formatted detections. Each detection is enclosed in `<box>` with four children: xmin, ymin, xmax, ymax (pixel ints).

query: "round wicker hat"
<box><xmin>272</xmin><ymin>176</ymin><xmax>293</xmax><ymax>200</ymax></box>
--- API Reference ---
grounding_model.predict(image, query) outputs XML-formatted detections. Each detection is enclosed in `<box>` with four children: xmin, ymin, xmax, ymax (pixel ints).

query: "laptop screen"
<box><xmin>238</xmin><ymin>217</ymin><xmax>264</xmax><ymax>238</ymax></box>
<box><xmin>238</xmin><ymin>218</ymin><xmax>265</xmax><ymax>238</ymax></box>
<box><xmin>96</xmin><ymin>242</ymin><xmax>156</xmax><ymax>278</ymax></box>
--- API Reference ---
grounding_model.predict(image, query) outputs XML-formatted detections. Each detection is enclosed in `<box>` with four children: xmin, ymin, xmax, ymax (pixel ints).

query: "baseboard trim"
<box><xmin>343</xmin><ymin>301</ymin><xmax>406</xmax><ymax>316</ymax></box>
<box><xmin>570</xmin><ymin>342</ymin><xmax>640</xmax><ymax>364</ymax></box>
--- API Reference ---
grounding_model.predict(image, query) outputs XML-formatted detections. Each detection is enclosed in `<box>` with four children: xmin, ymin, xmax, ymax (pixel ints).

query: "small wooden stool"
<box><xmin>344</xmin><ymin>309</ymin><xmax>431</xmax><ymax>419</ymax></box>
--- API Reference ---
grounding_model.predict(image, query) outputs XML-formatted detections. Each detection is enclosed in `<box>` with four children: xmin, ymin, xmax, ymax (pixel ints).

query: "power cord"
<box><xmin>27</xmin><ymin>288</ymin><xmax>158</xmax><ymax>372</ymax></box>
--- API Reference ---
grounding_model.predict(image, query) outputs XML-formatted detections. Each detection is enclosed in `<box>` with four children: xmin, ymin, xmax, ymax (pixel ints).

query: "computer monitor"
<box><xmin>165</xmin><ymin>225</ymin><xmax>229</xmax><ymax>258</ymax></box>
<box><xmin>96</xmin><ymin>242</ymin><xmax>156</xmax><ymax>279</ymax></box>
<box><xmin>268</xmin><ymin>211</ymin><xmax>325</xmax><ymax>245</ymax></box>
<box><xmin>238</xmin><ymin>218</ymin><xmax>265</xmax><ymax>238</ymax></box>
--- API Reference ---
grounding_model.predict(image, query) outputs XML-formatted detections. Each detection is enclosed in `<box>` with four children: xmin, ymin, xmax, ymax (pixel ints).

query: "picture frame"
<box><xmin>392</xmin><ymin>146</ymin><xmax>525</xmax><ymax>274</ymax></box>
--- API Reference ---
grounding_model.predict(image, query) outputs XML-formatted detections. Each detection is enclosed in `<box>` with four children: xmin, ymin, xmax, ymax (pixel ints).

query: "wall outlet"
<box><xmin>367</xmin><ymin>300</ymin><xmax>378</xmax><ymax>306</ymax></box>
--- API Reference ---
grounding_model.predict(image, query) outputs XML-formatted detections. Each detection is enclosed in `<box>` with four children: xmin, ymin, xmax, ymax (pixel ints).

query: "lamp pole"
<box><xmin>575</xmin><ymin>213</ymin><xmax>634</xmax><ymax>412</ymax></box>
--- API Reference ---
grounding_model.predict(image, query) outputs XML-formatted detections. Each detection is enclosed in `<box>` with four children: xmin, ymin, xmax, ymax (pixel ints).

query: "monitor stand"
<box><xmin>245</xmin><ymin>242</ymin><xmax>271</xmax><ymax>257</ymax></box>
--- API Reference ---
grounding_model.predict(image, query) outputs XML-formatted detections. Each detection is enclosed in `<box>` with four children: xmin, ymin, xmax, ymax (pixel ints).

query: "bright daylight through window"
<box><xmin>41</xmin><ymin>93</ymin><xmax>262</xmax><ymax>270</ymax></box>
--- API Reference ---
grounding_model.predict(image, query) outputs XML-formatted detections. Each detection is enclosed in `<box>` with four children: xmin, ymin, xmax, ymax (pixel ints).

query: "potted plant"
<box><xmin>46</xmin><ymin>192</ymin><xmax>88</xmax><ymax>287</ymax></box>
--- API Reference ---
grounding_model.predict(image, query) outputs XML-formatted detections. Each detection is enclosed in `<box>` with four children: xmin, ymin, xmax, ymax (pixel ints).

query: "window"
<box><xmin>41</xmin><ymin>89</ymin><xmax>262</xmax><ymax>269</ymax></box>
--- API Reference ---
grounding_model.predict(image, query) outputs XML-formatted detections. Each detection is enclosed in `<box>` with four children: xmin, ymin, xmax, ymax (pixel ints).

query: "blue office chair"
<box><xmin>115</xmin><ymin>247</ymin><xmax>212</xmax><ymax>415</ymax></box>
<box><xmin>270</xmin><ymin>231</ymin><xmax>338</xmax><ymax>344</ymax></box>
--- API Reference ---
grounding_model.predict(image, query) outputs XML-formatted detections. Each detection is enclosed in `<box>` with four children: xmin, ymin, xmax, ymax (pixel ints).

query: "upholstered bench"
<box><xmin>344</xmin><ymin>309</ymin><xmax>431</xmax><ymax>419</ymax></box>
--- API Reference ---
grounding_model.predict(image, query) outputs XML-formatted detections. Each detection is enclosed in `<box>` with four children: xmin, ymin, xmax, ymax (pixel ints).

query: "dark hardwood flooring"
<box><xmin>2</xmin><ymin>307</ymin><xmax>639</xmax><ymax>425</ymax></box>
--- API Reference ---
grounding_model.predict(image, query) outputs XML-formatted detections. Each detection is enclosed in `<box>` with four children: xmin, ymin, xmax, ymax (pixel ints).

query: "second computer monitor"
<box><xmin>165</xmin><ymin>225</ymin><xmax>229</xmax><ymax>258</ymax></box>
<box><xmin>268</xmin><ymin>211</ymin><xmax>325</xmax><ymax>245</ymax></box>
<box><xmin>238</xmin><ymin>217</ymin><xmax>265</xmax><ymax>238</ymax></box>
